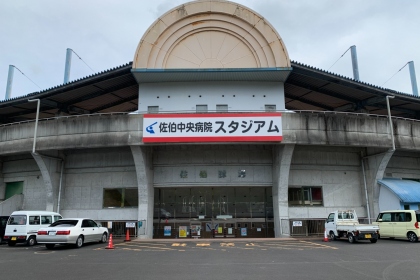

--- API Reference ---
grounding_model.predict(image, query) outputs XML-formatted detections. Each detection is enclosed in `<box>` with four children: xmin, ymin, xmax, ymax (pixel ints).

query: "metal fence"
<box><xmin>288</xmin><ymin>218</ymin><xmax>377</xmax><ymax>236</ymax></box>
<box><xmin>98</xmin><ymin>221</ymin><xmax>137</xmax><ymax>238</ymax></box>
<box><xmin>289</xmin><ymin>219</ymin><xmax>326</xmax><ymax>236</ymax></box>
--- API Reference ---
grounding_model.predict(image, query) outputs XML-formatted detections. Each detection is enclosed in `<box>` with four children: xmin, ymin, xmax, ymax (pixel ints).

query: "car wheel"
<box><xmin>329</xmin><ymin>231</ymin><xmax>337</xmax><ymax>241</ymax></box>
<box><xmin>75</xmin><ymin>236</ymin><xmax>84</xmax><ymax>248</ymax></box>
<box><xmin>8</xmin><ymin>241</ymin><xmax>16</xmax><ymax>247</ymax></box>
<box><xmin>407</xmin><ymin>232</ymin><xmax>418</xmax><ymax>243</ymax></box>
<box><xmin>45</xmin><ymin>244</ymin><xmax>55</xmax><ymax>249</ymax></box>
<box><xmin>26</xmin><ymin>236</ymin><xmax>36</xmax><ymax>246</ymax></box>
<box><xmin>370</xmin><ymin>238</ymin><xmax>378</xmax><ymax>243</ymax></box>
<box><xmin>100</xmin><ymin>233</ymin><xmax>108</xmax><ymax>243</ymax></box>
<box><xmin>348</xmin><ymin>234</ymin><xmax>356</xmax><ymax>243</ymax></box>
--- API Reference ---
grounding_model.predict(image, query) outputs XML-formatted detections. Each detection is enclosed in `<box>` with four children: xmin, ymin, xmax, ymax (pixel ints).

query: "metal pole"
<box><xmin>28</xmin><ymin>99</ymin><xmax>40</xmax><ymax>153</ymax></box>
<box><xmin>57</xmin><ymin>161</ymin><xmax>64</xmax><ymax>213</ymax></box>
<box><xmin>386</xmin><ymin>95</ymin><xmax>395</xmax><ymax>151</ymax></box>
<box><xmin>64</xmin><ymin>48</ymin><xmax>72</xmax><ymax>84</ymax></box>
<box><xmin>361</xmin><ymin>157</ymin><xmax>371</xmax><ymax>221</ymax></box>
<box><xmin>350</xmin><ymin>45</ymin><xmax>360</xmax><ymax>81</ymax></box>
<box><xmin>408</xmin><ymin>61</ymin><xmax>418</xmax><ymax>96</ymax></box>
<box><xmin>5</xmin><ymin>65</ymin><xmax>15</xmax><ymax>100</ymax></box>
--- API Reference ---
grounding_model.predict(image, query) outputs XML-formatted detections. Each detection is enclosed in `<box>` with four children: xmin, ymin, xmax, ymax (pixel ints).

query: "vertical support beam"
<box><xmin>363</xmin><ymin>148</ymin><xmax>394</xmax><ymax>218</ymax></box>
<box><xmin>64</xmin><ymin>48</ymin><xmax>72</xmax><ymax>84</ymax></box>
<box><xmin>272</xmin><ymin>144</ymin><xmax>295</xmax><ymax>237</ymax></box>
<box><xmin>350</xmin><ymin>45</ymin><xmax>360</xmax><ymax>81</ymax></box>
<box><xmin>31</xmin><ymin>153</ymin><xmax>56</xmax><ymax>211</ymax></box>
<box><xmin>130</xmin><ymin>145</ymin><xmax>154</xmax><ymax>239</ymax></box>
<box><xmin>386</xmin><ymin>95</ymin><xmax>395</xmax><ymax>151</ymax></box>
<box><xmin>408</xmin><ymin>61</ymin><xmax>418</xmax><ymax>97</ymax></box>
<box><xmin>28</xmin><ymin>99</ymin><xmax>40</xmax><ymax>153</ymax></box>
<box><xmin>5</xmin><ymin>65</ymin><xmax>14</xmax><ymax>100</ymax></box>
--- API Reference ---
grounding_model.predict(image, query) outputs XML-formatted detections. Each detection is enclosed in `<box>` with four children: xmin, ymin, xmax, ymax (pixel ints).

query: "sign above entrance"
<box><xmin>142</xmin><ymin>113</ymin><xmax>282</xmax><ymax>143</ymax></box>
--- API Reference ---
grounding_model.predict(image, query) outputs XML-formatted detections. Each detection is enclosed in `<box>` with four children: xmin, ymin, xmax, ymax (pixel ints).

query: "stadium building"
<box><xmin>1</xmin><ymin>0</ymin><xmax>420</xmax><ymax>239</ymax></box>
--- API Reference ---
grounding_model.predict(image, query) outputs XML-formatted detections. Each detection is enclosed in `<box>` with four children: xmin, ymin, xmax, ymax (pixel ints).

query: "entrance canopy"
<box><xmin>378</xmin><ymin>178</ymin><xmax>420</xmax><ymax>203</ymax></box>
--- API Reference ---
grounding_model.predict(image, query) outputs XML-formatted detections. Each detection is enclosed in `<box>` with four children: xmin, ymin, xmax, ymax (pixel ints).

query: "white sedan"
<box><xmin>37</xmin><ymin>218</ymin><xmax>108</xmax><ymax>249</ymax></box>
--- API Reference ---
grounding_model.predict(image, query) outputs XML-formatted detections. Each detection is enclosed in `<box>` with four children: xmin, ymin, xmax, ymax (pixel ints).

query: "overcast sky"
<box><xmin>1</xmin><ymin>0</ymin><xmax>419</xmax><ymax>100</ymax></box>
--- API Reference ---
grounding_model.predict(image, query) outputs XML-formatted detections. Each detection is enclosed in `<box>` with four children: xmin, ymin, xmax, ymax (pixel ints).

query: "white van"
<box><xmin>4</xmin><ymin>211</ymin><xmax>62</xmax><ymax>246</ymax></box>
<box><xmin>374</xmin><ymin>210</ymin><xmax>420</xmax><ymax>242</ymax></box>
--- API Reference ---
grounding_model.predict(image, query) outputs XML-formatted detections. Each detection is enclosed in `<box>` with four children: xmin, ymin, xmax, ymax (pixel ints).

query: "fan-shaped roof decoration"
<box><xmin>133</xmin><ymin>0</ymin><xmax>290</xmax><ymax>69</ymax></box>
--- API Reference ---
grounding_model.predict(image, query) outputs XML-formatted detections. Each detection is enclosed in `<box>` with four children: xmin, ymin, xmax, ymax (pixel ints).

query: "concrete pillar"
<box><xmin>0</xmin><ymin>161</ymin><xmax>4</xmax><ymax>201</ymax></box>
<box><xmin>31</xmin><ymin>152</ymin><xmax>62</xmax><ymax>212</ymax></box>
<box><xmin>272</xmin><ymin>144</ymin><xmax>295</xmax><ymax>237</ymax></box>
<box><xmin>362</xmin><ymin>148</ymin><xmax>394</xmax><ymax>219</ymax></box>
<box><xmin>130</xmin><ymin>145</ymin><xmax>154</xmax><ymax>239</ymax></box>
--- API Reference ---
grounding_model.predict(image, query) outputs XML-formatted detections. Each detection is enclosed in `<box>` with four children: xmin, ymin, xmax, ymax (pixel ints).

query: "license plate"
<box><xmin>365</xmin><ymin>234</ymin><xmax>371</xmax><ymax>238</ymax></box>
<box><xmin>11</xmin><ymin>237</ymin><xmax>16</xmax><ymax>241</ymax></box>
<box><xmin>48</xmin><ymin>232</ymin><xmax>56</xmax><ymax>236</ymax></box>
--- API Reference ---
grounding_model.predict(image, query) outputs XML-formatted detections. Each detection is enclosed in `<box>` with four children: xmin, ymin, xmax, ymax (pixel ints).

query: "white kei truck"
<box><xmin>325</xmin><ymin>210</ymin><xmax>379</xmax><ymax>243</ymax></box>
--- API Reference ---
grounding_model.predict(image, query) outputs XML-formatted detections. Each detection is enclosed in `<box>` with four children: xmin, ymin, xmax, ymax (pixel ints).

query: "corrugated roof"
<box><xmin>2</xmin><ymin>60</ymin><xmax>420</xmax><ymax>125</ymax></box>
<box><xmin>131</xmin><ymin>68</ymin><xmax>292</xmax><ymax>83</ymax></box>
<box><xmin>378</xmin><ymin>178</ymin><xmax>420</xmax><ymax>203</ymax></box>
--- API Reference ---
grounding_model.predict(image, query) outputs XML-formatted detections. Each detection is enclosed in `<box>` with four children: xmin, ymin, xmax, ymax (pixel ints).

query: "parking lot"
<box><xmin>1</xmin><ymin>237</ymin><xmax>419</xmax><ymax>280</ymax></box>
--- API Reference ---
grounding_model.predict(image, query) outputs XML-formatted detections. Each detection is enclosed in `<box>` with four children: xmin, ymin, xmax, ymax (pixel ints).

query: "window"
<box><xmin>41</xmin><ymin>215</ymin><xmax>52</xmax><ymax>224</ymax></box>
<box><xmin>196</xmin><ymin>105</ymin><xmax>208</xmax><ymax>113</ymax></box>
<box><xmin>288</xmin><ymin>187</ymin><xmax>323</xmax><ymax>206</ymax></box>
<box><xmin>216</xmin><ymin>104</ymin><xmax>228</xmax><ymax>112</ymax></box>
<box><xmin>103</xmin><ymin>188</ymin><xmax>138</xmax><ymax>208</ymax></box>
<box><xmin>148</xmin><ymin>106</ymin><xmax>159</xmax><ymax>113</ymax></box>
<box><xmin>265</xmin><ymin>104</ymin><xmax>276</xmax><ymax>112</ymax></box>
<box><xmin>8</xmin><ymin>215</ymin><xmax>26</xmax><ymax>225</ymax></box>
<box><xmin>404</xmin><ymin>205</ymin><xmax>410</xmax><ymax>210</ymax></box>
<box><xmin>29</xmin><ymin>215</ymin><xmax>40</xmax><ymax>225</ymax></box>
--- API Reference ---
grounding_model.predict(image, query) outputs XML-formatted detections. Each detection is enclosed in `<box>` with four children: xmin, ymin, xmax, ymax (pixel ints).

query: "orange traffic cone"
<box><xmin>124</xmin><ymin>229</ymin><xmax>131</xmax><ymax>242</ymax></box>
<box><xmin>105</xmin><ymin>233</ymin><xmax>115</xmax><ymax>249</ymax></box>
<box><xmin>323</xmin><ymin>229</ymin><xmax>329</xmax><ymax>242</ymax></box>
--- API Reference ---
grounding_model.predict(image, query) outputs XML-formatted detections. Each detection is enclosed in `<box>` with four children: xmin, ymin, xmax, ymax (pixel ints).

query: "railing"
<box><xmin>1</xmin><ymin>109</ymin><xmax>419</xmax><ymax>128</ymax></box>
<box><xmin>0</xmin><ymin>194</ymin><xmax>24</xmax><ymax>216</ymax></box>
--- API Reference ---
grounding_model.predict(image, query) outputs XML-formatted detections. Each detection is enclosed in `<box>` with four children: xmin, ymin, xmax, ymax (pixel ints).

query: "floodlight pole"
<box><xmin>63</xmin><ymin>48</ymin><xmax>72</xmax><ymax>84</ymax></box>
<box><xmin>5</xmin><ymin>65</ymin><xmax>15</xmax><ymax>100</ymax></box>
<box><xmin>350</xmin><ymin>45</ymin><xmax>360</xmax><ymax>81</ymax></box>
<box><xmin>28</xmin><ymin>99</ymin><xmax>40</xmax><ymax>153</ymax></box>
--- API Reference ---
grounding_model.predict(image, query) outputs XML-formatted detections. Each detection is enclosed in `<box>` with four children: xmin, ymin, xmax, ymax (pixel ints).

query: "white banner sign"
<box><xmin>142</xmin><ymin>113</ymin><xmax>282</xmax><ymax>143</ymax></box>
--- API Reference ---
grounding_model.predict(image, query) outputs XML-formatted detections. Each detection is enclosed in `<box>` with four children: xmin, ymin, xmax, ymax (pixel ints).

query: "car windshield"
<box><xmin>49</xmin><ymin>220</ymin><xmax>79</xmax><ymax>227</ymax></box>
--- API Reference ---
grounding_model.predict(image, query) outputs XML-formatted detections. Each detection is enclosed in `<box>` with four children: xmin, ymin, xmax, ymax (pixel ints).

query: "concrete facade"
<box><xmin>1</xmin><ymin>112</ymin><xmax>420</xmax><ymax>237</ymax></box>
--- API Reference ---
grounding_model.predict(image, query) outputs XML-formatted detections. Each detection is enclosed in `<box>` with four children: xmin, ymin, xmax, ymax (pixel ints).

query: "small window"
<box><xmin>378</xmin><ymin>213</ymin><xmax>392</xmax><ymax>222</ymax></box>
<box><xmin>404</xmin><ymin>205</ymin><xmax>410</xmax><ymax>210</ymax></box>
<box><xmin>216</xmin><ymin>104</ymin><xmax>228</xmax><ymax>112</ymax></box>
<box><xmin>54</xmin><ymin>215</ymin><xmax>62</xmax><ymax>222</ymax></box>
<box><xmin>103</xmin><ymin>188</ymin><xmax>138</xmax><ymax>208</ymax></box>
<box><xmin>29</xmin><ymin>216</ymin><xmax>40</xmax><ymax>225</ymax></box>
<box><xmin>41</xmin><ymin>216</ymin><xmax>52</xmax><ymax>224</ymax></box>
<box><xmin>327</xmin><ymin>213</ymin><xmax>335</xmax><ymax>222</ymax></box>
<box><xmin>265</xmin><ymin>105</ymin><xmax>276</xmax><ymax>112</ymax></box>
<box><xmin>288</xmin><ymin>187</ymin><xmax>323</xmax><ymax>206</ymax></box>
<box><xmin>196</xmin><ymin>105</ymin><xmax>208</xmax><ymax>113</ymax></box>
<box><xmin>148</xmin><ymin>106</ymin><xmax>159</xmax><ymax>113</ymax></box>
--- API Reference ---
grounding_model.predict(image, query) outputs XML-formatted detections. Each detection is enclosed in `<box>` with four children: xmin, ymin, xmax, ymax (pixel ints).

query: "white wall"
<box><xmin>138</xmin><ymin>81</ymin><xmax>285</xmax><ymax>112</ymax></box>
<box><xmin>62</xmin><ymin>147</ymin><xmax>138</xmax><ymax>220</ymax></box>
<box><xmin>379</xmin><ymin>186</ymin><xmax>401</xmax><ymax>211</ymax></box>
<box><xmin>288</xmin><ymin>146</ymin><xmax>366</xmax><ymax>219</ymax></box>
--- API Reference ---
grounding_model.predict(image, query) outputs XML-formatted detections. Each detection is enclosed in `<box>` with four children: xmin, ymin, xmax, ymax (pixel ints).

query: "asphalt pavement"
<box><xmin>0</xmin><ymin>237</ymin><xmax>419</xmax><ymax>280</ymax></box>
